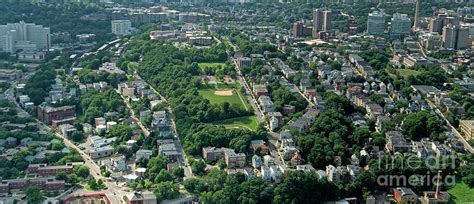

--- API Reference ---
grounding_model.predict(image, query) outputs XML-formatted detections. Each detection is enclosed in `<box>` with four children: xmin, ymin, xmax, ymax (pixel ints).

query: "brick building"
<box><xmin>27</xmin><ymin>163</ymin><xmax>74</xmax><ymax>177</ymax></box>
<box><xmin>0</xmin><ymin>177</ymin><xmax>65</xmax><ymax>194</ymax></box>
<box><xmin>37</xmin><ymin>105</ymin><xmax>75</xmax><ymax>124</ymax></box>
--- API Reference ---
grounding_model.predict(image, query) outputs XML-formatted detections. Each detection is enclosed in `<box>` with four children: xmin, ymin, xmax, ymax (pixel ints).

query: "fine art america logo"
<box><xmin>376</xmin><ymin>154</ymin><xmax>457</xmax><ymax>187</ymax></box>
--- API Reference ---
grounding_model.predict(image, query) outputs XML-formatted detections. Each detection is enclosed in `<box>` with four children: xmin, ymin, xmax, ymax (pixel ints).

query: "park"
<box><xmin>198</xmin><ymin>82</ymin><xmax>258</xmax><ymax>130</ymax></box>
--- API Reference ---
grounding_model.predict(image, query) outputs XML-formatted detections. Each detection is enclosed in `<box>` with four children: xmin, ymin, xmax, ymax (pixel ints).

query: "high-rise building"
<box><xmin>293</xmin><ymin>22</ymin><xmax>303</xmax><ymax>37</ymax></box>
<box><xmin>312</xmin><ymin>9</ymin><xmax>323</xmax><ymax>37</ymax></box>
<box><xmin>442</xmin><ymin>24</ymin><xmax>470</xmax><ymax>50</ymax></box>
<box><xmin>390</xmin><ymin>13</ymin><xmax>412</xmax><ymax>35</ymax></box>
<box><xmin>292</xmin><ymin>21</ymin><xmax>312</xmax><ymax>37</ymax></box>
<box><xmin>312</xmin><ymin>9</ymin><xmax>331</xmax><ymax>37</ymax></box>
<box><xmin>413</xmin><ymin>0</ymin><xmax>420</xmax><ymax>31</ymax></box>
<box><xmin>420</xmin><ymin>32</ymin><xmax>442</xmax><ymax>49</ymax></box>
<box><xmin>111</xmin><ymin>20</ymin><xmax>132</xmax><ymax>36</ymax></box>
<box><xmin>0</xmin><ymin>21</ymin><xmax>50</xmax><ymax>54</ymax></box>
<box><xmin>429</xmin><ymin>16</ymin><xmax>460</xmax><ymax>34</ymax></box>
<box><xmin>443</xmin><ymin>25</ymin><xmax>456</xmax><ymax>49</ymax></box>
<box><xmin>458</xmin><ymin>7</ymin><xmax>474</xmax><ymax>17</ymax></box>
<box><xmin>322</xmin><ymin>11</ymin><xmax>332</xmax><ymax>31</ymax></box>
<box><xmin>429</xmin><ymin>9</ymin><xmax>461</xmax><ymax>34</ymax></box>
<box><xmin>429</xmin><ymin>17</ymin><xmax>443</xmax><ymax>34</ymax></box>
<box><xmin>347</xmin><ymin>16</ymin><xmax>358</xmax><ymax>35</ymax></box>
<box><xmin>367</xmin><ymin>11</ymin><xmax>386</xmax><ymax>36</ymax></box>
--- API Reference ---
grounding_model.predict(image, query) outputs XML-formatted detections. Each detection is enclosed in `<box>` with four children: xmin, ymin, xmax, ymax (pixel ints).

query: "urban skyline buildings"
<box><xmin>312</xmin><ymin>9</ymin><xmax>331</xmax><ymax>38</ymax></box>
<box><xmin>292</xmin><ymin>21</ymin><xmax>312</xmax><ymax>37</ymax></box>
<box><xmin>367</xmin><ymin>10</ymin><xmax>386</xmax><ymax>36</ymax></box>
<box><xmin>413</xmin><ymin>0</ymin><xmax>420</xmax><ymax>31</ymax></box>
<box><xmin>111</xmin><ymin>20</ymin><xmax>132</xmax><ymax>36</ymax></box>
<box><xmin>442</xmin><ymin>24</ymin><xmax>470</xmax><ymax>50</ymax></box>
<box><xmin>0</xmin><ymin>21</ymin><xmax>50</xmax><ymax>54</ymax></box>
<box><xmin>347</xmin><ymin>16</ymin><xmax>358</xmax><ymax>35</ymax></box>
<box><xmin>390</xmin><ymin>13</ymin><xmax>412</xmax><ymax>35</ymax></box>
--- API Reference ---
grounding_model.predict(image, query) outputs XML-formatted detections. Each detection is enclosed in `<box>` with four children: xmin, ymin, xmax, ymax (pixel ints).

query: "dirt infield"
<box><xmin>214</xmin><ymin>90</ymin><xmax>233</xmax><ymax>96</ymax></box>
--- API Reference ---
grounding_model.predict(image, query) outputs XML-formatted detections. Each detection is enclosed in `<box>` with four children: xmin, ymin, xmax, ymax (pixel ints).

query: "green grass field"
<box><xmin>198</xmin><ymin>62</ymin><xmax>226</xmax><ymax>70</ymax></box>
<box><xmin>396</xmin><ymin>69</ymin><xmax>421</xmax><ymax>78</ymax></box>
<box><xmin>198</xmin><ymin>88</ymin><xmax>243</xmax><ymax>107</ymax></box>
<box><xmin>213</xmin><ymin>115</ymin><xmax>259</xmax><ymax>130</ymax></box>
<box><xmin>448</xmin><ymin>182</ymin><xmax>474</xmax><ymax>203</ymax></box>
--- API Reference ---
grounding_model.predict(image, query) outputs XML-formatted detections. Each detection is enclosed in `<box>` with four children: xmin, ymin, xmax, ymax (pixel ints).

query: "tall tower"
<box><xmin>435</xmin><ymin>170</ymin><xmax>442</xmax><ymax>199</ymax></box>
<box><xmin>312</xmin><ymin>9</ymin><xmax>323</xmax><ymax>38</ymax></box>
<box><xmin>413</xmin><ymin>0</ymin><xmax>420</xmax><ymax>31</ymax></box>
<box><xmin>312</xmin><ymin>9</ymin><xmax>331</xmax><ymax>38</ymax></box>
<box><xmin>322</xmin><ymin>10</ymin><xmax>332</xmax><ymax>32</ymax></box>
<box><xmin>367</xmin><ymin>11</ymin><xmax>386</xmax><ymax>36</ymax></box>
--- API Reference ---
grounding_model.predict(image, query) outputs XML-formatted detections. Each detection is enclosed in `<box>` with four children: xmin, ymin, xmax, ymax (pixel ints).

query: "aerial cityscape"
<box><xmin>0</xmin><ymin>0</ymin><xmax>473</xmax><ymax>203</ymax></box>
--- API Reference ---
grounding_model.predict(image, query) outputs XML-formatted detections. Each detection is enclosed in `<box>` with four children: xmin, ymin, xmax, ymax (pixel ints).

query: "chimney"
<box><xmin>435</xmin><ymin>170</ymin><xmax>442</xmax><ymax>199</ymax></box>
<box><xmin>414</xmin><ymin>0</ymin><xmax>420</xmax><ymax>31</ymax></box>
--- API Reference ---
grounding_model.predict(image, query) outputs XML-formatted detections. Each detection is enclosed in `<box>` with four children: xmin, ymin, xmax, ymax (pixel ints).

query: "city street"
<box><xmin>119</xmin><ymin>93</ymin><xmax>150</xmax><ymax>136</ymax></box>
<box><xmin>280</xmin><ymin>76</ymin><xmax>315</xmax><ymax>107</ymax></box>
<box><xmin>232</xmin><ymin>57</ymin><xmax>268</xmax><ymax>127</ymax></box>
<box><xmin>133</xmin><ymin>74</ymin><xmax>194</xmax><ymax>179</ymax></box>
<box><xmin>5</xmin><ymin>73</ymin><xmax>127</xmax><ymax>203</ymax></box>
<box><xmin>426</xmin><ymin>98</ymin><xmax>474</xmax><ymax>153</ymax></box>
<box><xmin>226</xmin><ymin>39</ymin><xmax>288</xmax><ymax>168</ymax></box>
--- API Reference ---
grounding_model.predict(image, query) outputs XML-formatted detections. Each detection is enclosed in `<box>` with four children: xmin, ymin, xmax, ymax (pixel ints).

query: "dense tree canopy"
<box><xmin>296</xmin><ymin>93</ymin><xmax>360</xmax><ymax>168</ymax></box>
<box><xmin>25</xmin><ymin>187</ymin><xmax>44</xmax><ymax>204</ymax></box>
<box><xmin>183</xmin><ymin>125</ymin><xmax>267</xmax><ymax>155</ymax></box>
<box><xmin>25</xmin><ymin>68</ymin><xmax>56</xmax><ymax>105</ymax></box>
<box><xmin>183</xmin><ymin>169</ymin><xmax>340</xmax><ymax>204</ymax></box>
<box><xmin>401</xmin><ymin>111</ymin><xmax>444</xmax><ymax>141</ymax></box>
<box><xmin>79</xmin><ymin>88</ymin><xmax>126</xmax><ymax>124</ymax></box>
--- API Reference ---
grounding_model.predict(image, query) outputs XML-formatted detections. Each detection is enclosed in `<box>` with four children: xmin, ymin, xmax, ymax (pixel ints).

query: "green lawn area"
<box><xmin>213</xmin><ymin>115</ymin><xmax>259</xmax><ymax>130</ymax></box>
<box><xmin>448</xmin><ymin>182</ymin><xmax>474</xmax><ymax>203</ymax></box>
<box><xmin>198</xmin><ymin>62</ymin><xmax>226</xmax><ymax>70</ymax></box>
<box><xmin>396</xmin><ymin>69</ymin><xmax>421</xmax><ymax>78</ymax></box>
<box><xmin>198</xmin><ymin>88</ymin><xmax>244</xmax><ymax>107</ymax></box>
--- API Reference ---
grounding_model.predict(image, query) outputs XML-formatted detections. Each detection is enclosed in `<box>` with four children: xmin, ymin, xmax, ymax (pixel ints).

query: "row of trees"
<box><xmin>182</xmin><ymin>125</ymin><xmax>267</xmax><ymax>155</ymax></box>
<box><xmin>78</xmin><ymin>88</ymin><xmax>126</xmax><ymax>124</ymax></box>
<box><xmin>77</xmin><ymin>69</ymin><xmax>124</xmax><ymax>87</ymax></box>
<box><xmin>183</xmin><ymin>169</ymin><xmax>340</xmax><ymax>204</ymax></box>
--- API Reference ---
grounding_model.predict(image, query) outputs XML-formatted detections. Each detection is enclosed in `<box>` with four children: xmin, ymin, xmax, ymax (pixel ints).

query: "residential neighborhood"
<box><xmin>0</xmin><ymin>0</ymin><xmax>473</xmax><ymax>203</ymax></box>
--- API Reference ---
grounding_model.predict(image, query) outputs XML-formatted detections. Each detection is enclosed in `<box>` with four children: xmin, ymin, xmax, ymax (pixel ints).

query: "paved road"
<box><xmin>280</xmin><ymin>76</ymin><xmax>315</xmax><ymax>107</ymax></box>
<box><xmin>133</xmin><ymin>75</ymin><xmax>194</xmax><ymax>179</ymax></box>
<box><xmin>232</xmin><ymin>58</ymin><xmax>268</xmax><ymax>127</ymax></box>
<box><xmin>6</xmin><ymin>74</ymin><xmax>126</xmax><ymax>203</ymax></box>
<box><xmin>119</xmin><ymin>93</ymin><xmax>150</xmax><ymax>136</ymax></box>
<box><xmin>225</xmin><ymin>39</ymin><xmax>290</xmax><ymax>167</ymax></box>
<box><xmin>223</xmin><ymin>39</ymin><xmax>270</xmax><ymax>127</ymax></box>
<box><xmin>267</xmin><ymin>132</ymin><xmax>283</xmax><ymax>166</ymax></box>
<box><xmin>418</xmin><ymin>42</ymin><xmax>429</xmax><ymax>58</ymax></box>
<box><xmin>426</xmin><ymin>99</ymin><xmax>474</xmax><ymax>153</ymax></box>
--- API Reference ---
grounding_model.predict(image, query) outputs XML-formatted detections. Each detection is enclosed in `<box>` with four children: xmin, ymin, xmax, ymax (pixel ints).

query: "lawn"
<box><xmin>448</xmin><ymin>182</ymin><xmax>474</xmax><ymax>203</ymax></box>
<box><xmin>396</xmin><ymin>69</ymin><xmax>421</xmax><ymax>78</ymax></box>
<box><xmin>198</xmin><ymin>88</ymin><xmax>244</xmax><ymax>107</ymax></box>
<box><xmin>198</xmin><ymin>62</ymin><xmax>226</xmax><ymax>70</ymax></box>
<box><xmin>213</xmin><ymin>115</ymin><xmax>259</xmax><ymax>130</ymax></box>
